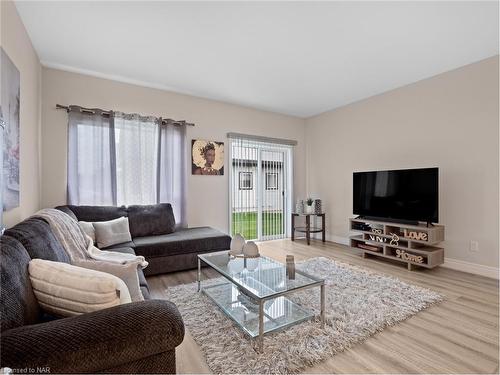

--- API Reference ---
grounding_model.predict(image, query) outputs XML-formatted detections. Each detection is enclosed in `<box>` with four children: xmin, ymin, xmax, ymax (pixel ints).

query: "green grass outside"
<box><xmin>231</xmin><ymin>212</ymin><xmax>283</xmax><ymax>239</ymax></box>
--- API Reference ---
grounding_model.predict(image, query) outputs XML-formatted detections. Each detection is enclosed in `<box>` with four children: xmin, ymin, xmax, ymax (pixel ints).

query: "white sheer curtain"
<box><xmin>67</xmin><ymin>108</ymin><xmax>116</xmax><ymax>206</ymax></box>
<box><xmin>67</xmin><ymin>108</ymin><xmax>187</xmax><ymax>226</ymax></box>
<box><xmin>113</xmin><ymin>112</ymin><xmax>159</xmax><ymax>206</ymax></box>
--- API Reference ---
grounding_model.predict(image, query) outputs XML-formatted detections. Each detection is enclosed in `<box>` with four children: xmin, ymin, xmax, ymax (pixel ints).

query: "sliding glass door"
<box><xmin>229</xmin><ymin>137</ymin><xmax>292</xmax><ymax>241</ymax></box>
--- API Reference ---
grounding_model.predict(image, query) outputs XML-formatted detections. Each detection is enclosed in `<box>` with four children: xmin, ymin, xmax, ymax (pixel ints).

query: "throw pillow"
<box><xmin>127</xmin><ymin>203</ymin><xmax>176</xmax><ymax>237</ymax></box>
<box><xmin>28</xmin><ymin>259</ymin><xmax>131</xmax><ymax>317</ymax></box>
<box><xmin>79</xmin><ymin>221</ymin><xmax>96</xmax><ymax>244</ymax></box>
<box><xmin>73</xmin><ymin>260</ymin><xmax>144</xmax><ymax>302</ymax></box>
<box><xmin>93</xmin><ymin>217</ymin><xmax>132</xmax><ymax>248</ymax></box>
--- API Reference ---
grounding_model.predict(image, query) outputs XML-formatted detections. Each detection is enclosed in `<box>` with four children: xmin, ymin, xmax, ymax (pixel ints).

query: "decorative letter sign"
<box><xmin>395</xmin><ymin>249</ymin><xmax>424</xmax><ymax>264</ymax></box>
<box><xmin>389</xmin><ymin>232</ymin><xmax>399</xmax><ymax>246</ymax></box>
<box><xmin>369</xmin><ymin>228</ymin><xmax>385</xmax><ymax>243</ymax></box>
<box><xmin>403</xmin><ymin>229</ymin><xmax>428</xmax><ymax>241</ymax></box>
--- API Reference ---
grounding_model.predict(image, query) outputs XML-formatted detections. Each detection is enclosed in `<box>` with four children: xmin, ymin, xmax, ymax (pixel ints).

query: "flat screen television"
<box><xmin>353</xmin><ymin>167</ymin><xmax>438</xmax><ymax>224</ymax></box>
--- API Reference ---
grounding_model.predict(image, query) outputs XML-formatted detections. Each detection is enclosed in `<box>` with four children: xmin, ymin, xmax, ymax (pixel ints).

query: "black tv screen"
<box><xmin>353</xmin><ymin>168</ymin><xmax>438</xmax><ymax>223</ymax></box>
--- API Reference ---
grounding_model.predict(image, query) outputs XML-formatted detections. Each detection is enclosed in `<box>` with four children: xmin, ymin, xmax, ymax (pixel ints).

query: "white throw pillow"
<box><xmin>73</xmin><ymin>260</ymin><xmax>145</xmax><ymax>302</ymax></box>
<box><xmin>79</xmin><ymin>221</ymin><xmax>96</xmax><ymax>244</ymax></box>
<box><xmin>93</xmin><ymin>217</ymin><xmax>132</xmax><ymax>248</ymax></box>
<box><xmin>29</xmin><ymin>259</ymin><xmax>131</xmax><ymax>317</ymax></box>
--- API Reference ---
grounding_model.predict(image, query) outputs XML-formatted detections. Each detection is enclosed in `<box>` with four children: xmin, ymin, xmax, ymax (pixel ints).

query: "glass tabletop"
<box><xmin>198</xmin><ymin>251</ymin><xmax>323</xmax><ymax>300</ymax></box>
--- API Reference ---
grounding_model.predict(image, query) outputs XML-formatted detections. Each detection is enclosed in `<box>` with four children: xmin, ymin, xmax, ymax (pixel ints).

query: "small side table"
<box><xmin>291</xmin><ymin>213</ymin><xmax>326</xmax><ymax>245</ymax></box>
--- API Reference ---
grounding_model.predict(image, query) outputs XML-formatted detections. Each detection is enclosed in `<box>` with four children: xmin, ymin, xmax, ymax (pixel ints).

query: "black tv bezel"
<box><xmin>353</xmin><ymin>167</ymin><xmax>439</xmax><ymax>224</ymax></box>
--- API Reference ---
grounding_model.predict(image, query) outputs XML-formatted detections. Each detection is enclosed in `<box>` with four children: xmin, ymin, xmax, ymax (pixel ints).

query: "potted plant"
<box><xmin>305</xmin><ymin>198</ymin><xmax>314</xmax><ymax>214</ymax></box>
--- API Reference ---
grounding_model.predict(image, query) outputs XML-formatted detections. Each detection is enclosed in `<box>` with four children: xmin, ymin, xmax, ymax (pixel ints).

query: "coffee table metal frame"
<box><xmin>197</xmin><ymin>252</ymin><xmax>325</xmax><ymax>352</ymax></box>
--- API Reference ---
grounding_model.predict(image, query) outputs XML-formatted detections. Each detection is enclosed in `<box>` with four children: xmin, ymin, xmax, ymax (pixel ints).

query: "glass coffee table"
<box><xmin>197</xmin><ymin>251</ymin><xmax>325</xmax><ymax>352</ymax></box>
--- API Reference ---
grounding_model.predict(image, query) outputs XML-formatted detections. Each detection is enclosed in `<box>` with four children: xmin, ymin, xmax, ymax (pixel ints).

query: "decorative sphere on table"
<box><xmin>229</xmin><ymin>233</ymin><xmax>245</xmax><ymax>256</ymax></box>
<box><xmin>243</xmin><ymin>241</ymin><xmax>259</xmax><ymax>258</ymax></box>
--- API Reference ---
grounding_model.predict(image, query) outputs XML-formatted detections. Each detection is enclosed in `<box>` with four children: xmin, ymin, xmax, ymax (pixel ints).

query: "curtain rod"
<box><xmin>56</xmin><ymin>104</ymin><xmax>195</xmax><ymax>127</ymax></box>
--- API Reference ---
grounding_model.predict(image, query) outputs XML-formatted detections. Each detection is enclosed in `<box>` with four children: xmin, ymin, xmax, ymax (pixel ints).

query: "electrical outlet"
<box><xmin>469</xmin><ymin>240</ymin><xmax>479</xmax><ymax>252</ymax></box>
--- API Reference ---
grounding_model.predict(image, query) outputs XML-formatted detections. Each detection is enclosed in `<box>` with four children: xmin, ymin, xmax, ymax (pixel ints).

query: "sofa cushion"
<box><xmin>73</xmin><ymin>260</ymin><xmax>142</xmax><ymax>303</ymax></box>
<box><xmin>4</xmin><ymin>218</ymin><xmax>70</xmax><ymax>263</ymax></box>
<box><xmin>102</xmin><ymin>241</ymin><xmax>136</xmax><ymax>250</ymax></box>
<box><xmin>60</xmin><ymin>205</ymin><xmax>128</xmax><ymax>222</ymax></box>
<box><xmin>103</xmin><ymin>247</ymin><xmax>149</xmax><ymax>295</ymax></box>
<box><xmin>29</xmin><ymin>259</ymin><xmax>131</xmax><ymax>317</ymax></box>
<box><xmin>140</xmin><ymin>286</ymin><xmax>151</xmax><ymax>300</ymax></box>
<box><xmin>55</xmin><ymin>205</ymin><xmax>78</xmax><ymax>221</ymax></box>
<box><xmin>127</xmin><ymin>203</ymin><xmax>176</xmax><ymax>238</ymax></box>
<box><xmin>1</xmin><ymin>236</ymin><xmax>42</xmax><ymax>332</ymax></box>
<box><xmin>79</xmin><ymin>221</ymin><xmax>96</xmax><ymax>243</ymax></box>
<box><xmin>132</xmin><ymin>227</ymin><xmax>231</xmax><ymax>258</ymax></box>
<box><xmin>93</xmin><ymin>217</ymin><xmax>132</xmax><ymax>248</ymax></box>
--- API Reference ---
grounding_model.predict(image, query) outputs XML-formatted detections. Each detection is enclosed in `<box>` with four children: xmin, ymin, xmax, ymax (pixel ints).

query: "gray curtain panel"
<box><xmin>67</xmin><ymin>108</ymin><xmax>187</xmax><ymax>227</ymax></box>
<box><xmin>158</xmin><ymin>121</ymin><xmax>187</xmax><ymax>228</ymax></box>
<box><xmin>67</xmin><ymin>107</ymin><xmax>116</xmax><ymax>206</ymax></box>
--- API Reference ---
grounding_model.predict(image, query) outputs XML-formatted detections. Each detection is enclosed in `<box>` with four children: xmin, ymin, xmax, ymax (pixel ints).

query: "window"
<box><xmin>266</xmin><ymin>172</ymin><xmax>278</xmax><ymax>190</ymax></box>
<box><xmin>239</xmin><ymin>172</ymin><xmax>253</xmax><ymax>190</ymax></box>
<box><xmin>67</xmin><ymin>109</ymin><xmax>187</xmax><ymax>226</ymax></box>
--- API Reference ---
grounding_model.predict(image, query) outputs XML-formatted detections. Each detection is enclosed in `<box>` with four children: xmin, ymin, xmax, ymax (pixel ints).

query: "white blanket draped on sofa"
<box><xmin>34</xmin><ymin>208</ymin><xmax>148</xmax><ymax>268</ymax></box>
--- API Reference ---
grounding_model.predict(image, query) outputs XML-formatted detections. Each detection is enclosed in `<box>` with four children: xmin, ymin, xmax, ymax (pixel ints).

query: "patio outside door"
<box><xmin>229</xmin><ymin>137</ymin><xmax>293</xmax><ymax>241</ymax></box>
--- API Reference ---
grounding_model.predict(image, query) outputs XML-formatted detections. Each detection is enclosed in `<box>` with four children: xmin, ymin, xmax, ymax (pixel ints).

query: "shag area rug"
<box><xmin>165</xmin><ymin>257</ymin><xmax>443</xmax><ymax>374</ymax></box>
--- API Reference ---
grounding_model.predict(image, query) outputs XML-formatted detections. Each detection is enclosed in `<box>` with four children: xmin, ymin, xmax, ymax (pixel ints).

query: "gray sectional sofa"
<box><xmin>1</xmin><ymin>217</ymin><xmax>184</xmax><ymax>373</ymax></box>
<box><xmin>56</xmin><ymin>203</ymin><xmax>232</xmax><ymax>275</ymax></box>
<box><xmin>1</xmin><ymin>203</ymin><xmax>231</xmax><ymax>373</ymax></box>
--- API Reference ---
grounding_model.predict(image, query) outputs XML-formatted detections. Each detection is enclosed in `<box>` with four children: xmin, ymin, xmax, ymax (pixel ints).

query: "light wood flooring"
<box><xmin>147</xmin><ymin>239</ymin><xmax>499</xmax><ymax>374</ymax></box>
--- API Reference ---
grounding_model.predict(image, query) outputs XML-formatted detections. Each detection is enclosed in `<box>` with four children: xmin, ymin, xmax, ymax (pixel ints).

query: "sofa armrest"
<box><xmin>1</xmin><ymin>300</ymin><xmax>185</xmax><ymax>373</ymax></box>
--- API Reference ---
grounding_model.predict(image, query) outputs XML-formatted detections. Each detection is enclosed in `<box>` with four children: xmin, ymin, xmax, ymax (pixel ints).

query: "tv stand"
<box><xmin>349</xmin><ymin>217</ymin><xmax>444</xmax><ymax>271</ymax></box>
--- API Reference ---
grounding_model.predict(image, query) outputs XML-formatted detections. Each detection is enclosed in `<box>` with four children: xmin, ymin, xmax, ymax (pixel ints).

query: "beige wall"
<box><xmin>41</xmin><ymin>68</ymin><xmax>306</xmax><ymax>232</ymax></box>
<box><xmin>39</xmin><ymin>50</ymin><xmax>498</xmax><ymax>269</ymax></box>
<box><xmin>1</xmin><ymin>1</ymin><xmax>41</xmax><ymax>227</ymax></box>
<box><xmin>305</xmin><ymin>56</ymin><xmax>499</xmax><ymax>267</ymax></box>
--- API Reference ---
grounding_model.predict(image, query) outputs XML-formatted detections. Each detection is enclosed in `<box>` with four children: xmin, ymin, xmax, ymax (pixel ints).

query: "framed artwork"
<box><xmin>192</xmin><ymin>139</ymin><xmax>224</xmax><ymax>175</ymax></box>
<box><xmin>239</xmin><ymin>172</ymin><xmax>253</xmax><ymax>190</ymax></box>
<box><xmin>1</xmin><ymin>48</ymin><xmax>20</xmax><ymax>211</ymax></box>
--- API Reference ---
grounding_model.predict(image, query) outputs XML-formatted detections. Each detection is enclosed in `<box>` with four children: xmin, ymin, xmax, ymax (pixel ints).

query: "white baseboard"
<box><xmin>326</xmin><ymin>234</ymin><xmax>350</xmax><ymax>245</ymax></box>
<box><xmin>322</xmin><ymin>235</ymin><xmax>499</xmax><ymax>280</ymax></box>
<box><xmin>442</xmin><ymin>258</ymin><xmax>499</xmax><ymax>280</ymax></box>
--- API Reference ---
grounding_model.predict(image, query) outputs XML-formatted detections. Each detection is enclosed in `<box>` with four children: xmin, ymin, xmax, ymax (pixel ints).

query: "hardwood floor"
<box><xmin>147</xmin><ymin>239</ymin><xmax>499</xmax><ymax>374</ymax></box>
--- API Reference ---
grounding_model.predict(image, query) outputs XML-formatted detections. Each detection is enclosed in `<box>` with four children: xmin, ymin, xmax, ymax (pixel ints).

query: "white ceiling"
<box><xmin>15</xmin><ymin>1</ymin><xmax>499</xmax><ymax>118</ymax></box>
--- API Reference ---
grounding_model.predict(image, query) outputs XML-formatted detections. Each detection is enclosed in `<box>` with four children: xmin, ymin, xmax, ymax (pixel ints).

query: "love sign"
<box><xmin>403</xmin><ymin>229</ymin><xmax>428</xmax><ymax>241</ymax></box>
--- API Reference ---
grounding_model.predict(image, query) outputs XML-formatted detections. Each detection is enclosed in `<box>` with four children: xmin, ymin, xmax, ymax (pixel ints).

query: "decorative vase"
<box><xmin>305</xmin><ymin>205</ymin><xmax>314</xmax><ymax>214</ymax></box>
<box><xmin>242</xmin><ymin>241</ymin><xmax>260</xmax><ymax>258</ymax></box>
<box><xmin>314</xmin><ymin>199</ymin><xmax>322</xmax><ymax>214</ymax></box>
<box><xmin>286</xmin><ymin>255</ymin><xmax>295</xmax><ymax>279</ymax></box>
<box><xmin>229</xmin><ymin>233</ymin><xmax>245</xmax><ymax>256</ymax></box>
<box><xmin>295</xmin><ymin>200</ymin><xmax>304</xmax><ymax>214</ymax></box>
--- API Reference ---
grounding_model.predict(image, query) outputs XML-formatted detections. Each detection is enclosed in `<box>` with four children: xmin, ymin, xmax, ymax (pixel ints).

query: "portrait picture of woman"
<box><xmin>191</xmin><ymin>139</ymin><xmax>224</xmax><ymax>175</ymax></box>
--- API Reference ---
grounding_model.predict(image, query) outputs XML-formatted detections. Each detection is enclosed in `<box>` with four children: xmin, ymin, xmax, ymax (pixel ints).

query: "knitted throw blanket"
<box><xmin>35</xmin><ymin>208</ymin><xmax>90</xmax><ymax>261</ymax></box>
<box><xmin>34</xmin><ymin>208</ymin><xmax>148</xmax><ymax>268</ymax></box>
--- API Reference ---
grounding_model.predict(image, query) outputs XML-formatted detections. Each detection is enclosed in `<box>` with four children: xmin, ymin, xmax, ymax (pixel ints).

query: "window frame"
<box><xmin>239</xmin><ymin>171</ymin><xmax>253</xmax><ymax>190</ymax></box>
<box><xmin>265</xmin><ymin>172</ymin><xmax>278</xmax><ymax>190</ymax></box>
